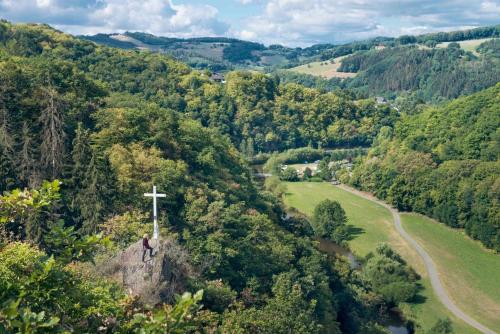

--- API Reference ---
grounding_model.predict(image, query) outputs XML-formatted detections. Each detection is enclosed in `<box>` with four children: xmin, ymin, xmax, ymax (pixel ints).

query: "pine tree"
<box><xmin>239</xmin><ymin>139</ymin><xmax>247</xmax><ymax>156</ymax></box>
<box><xmin>39</xmin><ymin>85</ymin><xmax>66</xmax><ymax>180</ymax></box>
<box><xmin>70</xmin><ymin>125</ymin><xmax>92</xmax><ymax>190</ymax></box>
<box><xmin>0</xmin><ymin>141</ymin><xmax>15</xmax><ymax>192</ymax></box>
<box><xmin>78</xmin><ymin>153</ymin><xmax>117</xmax><ymax>234</ymax></box>
<box><xmin>68</xmin><ymin>123</ymin><xmax>93</xmax><ymax>225</ymax></box>
<box><xmin>18</xmin><ymin>122</ymin><xmax>40</xmax><ymax>188</ymax></box>
<box><xmin>79</xmin><ymin>155</ymin><xmax>102</xmax><ymax>233</ymax></box>
<box><xmin>246</xmin><ymin>137</ymin><xmax>255</xmax><ymax>158</ymax></box>
<box><xmin>0</xmin><ymin>106</ymin><xmax>15</xmax><ymax>191</ymax></box>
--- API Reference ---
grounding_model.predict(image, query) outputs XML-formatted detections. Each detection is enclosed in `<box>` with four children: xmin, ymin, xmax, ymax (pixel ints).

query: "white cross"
<box><xmin>144</xmin><ymin>185</ymin><xmax>166</xmax><ymax>239</ymax></box>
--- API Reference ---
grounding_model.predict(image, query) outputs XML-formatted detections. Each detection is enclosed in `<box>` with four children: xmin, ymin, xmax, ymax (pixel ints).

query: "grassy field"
<box><xmin>436</xmin><ymin>38</ymin><xmax>495</xmax><ymax>54</ymax></box>
<box><xmin>284</xmin><ymin>182</ymin><xmax>392</xmax><ymax>256</ymax></box>
<box><xmin>289</xmin><ymin>56</ymin><xmax>356</xmax><ymax>79</ymax></box>
<box><xmin>288</xmin><ymin>163</ymin><xmax>318</xmax><ymax>174</ymax></box>
<box><xmin>402</xmin><ymin>214</ymin><xmax>500</xmax><ymax>332</ymax></box>
<box><xmin>283</xmin><ymin>182</ymin><xmax>482</xmax><ymax>333</ymax></box>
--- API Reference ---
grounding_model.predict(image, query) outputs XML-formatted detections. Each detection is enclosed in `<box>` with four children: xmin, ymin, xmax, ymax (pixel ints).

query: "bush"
<box><xmin>0</xmin><ymin>242</ymin><xmax>124</xmax><ymax>332</ymax></box>
<box><xmin>279</xmin><ymin>168</ymin><xmax>299</xmax><ymax>182</ymax></box>
<box><xmin>362</xmin><ymin>244</ymin><xmax>419</xmax><ymax>305</ymax></box>
<box><xmin>427</xmin><ymin>318</ymin><xmax>453</xmax><ymax>334</ymax></box>
<box><xmin>99</xmin><ymin>210</ymin><xmax>151</xmax><ymax>250</ymax></box>
<box><xmin>202</xmin><ymin>280</ymin><xmax>237</xmax><ymax>313</ymax></box>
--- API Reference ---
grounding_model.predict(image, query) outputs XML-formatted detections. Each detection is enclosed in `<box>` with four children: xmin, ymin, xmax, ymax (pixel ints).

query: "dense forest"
<box><xmin>0</xmin><ymin>21</ymin><xmax>438</xmax><ymax>333</ymax></box>
<box><xmin>280</xmin><ymin>39</ymin><xmax>500</xmax><ymax>102</ymax></box>
<box><xmin>349</xmin><ymin>84</ymin><xmax>500</xmax><ymax>250</ymax></box>
<box><xmin>338</xmin><ymin>42</ymin><xmax>500</xmax><ymax>100</ymax></box>
<box><xmin>4</xmin><ymin>22</ymin><xmax>401</xmax><ymax>154</ymax></box>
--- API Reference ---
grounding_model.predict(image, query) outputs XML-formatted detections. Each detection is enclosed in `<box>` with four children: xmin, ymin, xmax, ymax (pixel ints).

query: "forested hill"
<box><xmin>337</xmin><ymin>40</ymin><xmax>500</xmax><ymax>101</ymax></box>
<box><xmin>81</xmin><ymin>25</ymin><xmax>499</xmax><ymax>75</ymax></box>
<box><xmin>350</xmin><ymin>84</ymin><xmax>500</xmax><ymax>250</ymax></box>
<box><xmin>80</xmin><ymin>31</ymin><xmax>291</xmax><ymax>71</ymax></box>
<box><xmin>81</xmin><ymin>25</ymin><xmax>500</xmax><ymax>103</ymax></box>
<box><xmin>1</xmin><ymin>21</ymin><xmax>400</xmax><ymax>156</ymax></box>
<box><xmin>0</xmin><ymin>20</ymin><xmax>420</xmax><ymax>333</ymax></box>
<box><xmin>279</xmin><ymin>25</ymin><xmax>500</xmax><ymax>102</ymax></box>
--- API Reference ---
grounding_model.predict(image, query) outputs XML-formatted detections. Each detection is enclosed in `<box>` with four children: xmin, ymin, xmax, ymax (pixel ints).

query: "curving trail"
<box><xmin>338</xmin><ymin>185</ymin><xmax>496</xmax><ymax>334</ymax></box>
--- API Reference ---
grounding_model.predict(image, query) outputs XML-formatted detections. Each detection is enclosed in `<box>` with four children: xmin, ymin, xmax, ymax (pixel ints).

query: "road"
<box><xmin>338</xmin><ymin>185</ymin><xmax>497</xmax><ymax>334</ymax></box>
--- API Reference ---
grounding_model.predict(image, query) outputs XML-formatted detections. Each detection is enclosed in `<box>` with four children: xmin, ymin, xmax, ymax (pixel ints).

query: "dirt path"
<box><xmin>338</xmin><ymin>185</ymin><xmax>496</xmax><ymax>334</ymax></box>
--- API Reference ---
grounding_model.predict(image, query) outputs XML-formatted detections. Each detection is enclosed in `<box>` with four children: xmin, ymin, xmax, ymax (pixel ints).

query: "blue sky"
<box><xmin>1</xmin><ymin>0</ymin><xmax>499</xmax><ymax>46</ymax></box>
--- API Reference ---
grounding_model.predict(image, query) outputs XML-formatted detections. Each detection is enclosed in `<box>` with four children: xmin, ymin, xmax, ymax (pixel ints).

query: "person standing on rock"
<box><xmin>142</xmin><ymin>234</ymin><xmax>154</xmax><ymax>261</ymax></box>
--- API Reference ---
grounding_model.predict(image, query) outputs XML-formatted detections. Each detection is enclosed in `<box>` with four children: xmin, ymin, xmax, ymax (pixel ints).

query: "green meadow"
<box><xmin>288</xmin><ymin>56</ymin><xmax>357</xmax><ymax>79</ymax></box>
<box><xmin>283</xmin><ymin>182</ymin><xmax>486</xmax><ymax>333</ymax></box>
<box><xmin>436</xmin><ymin>37</ymin><xmax>496</xmax><ymax>53</ymax></box>
<box><xmin>402</xmin><ymin>214</ymin><xmax>500</xmax><ymax>332</ymax></box>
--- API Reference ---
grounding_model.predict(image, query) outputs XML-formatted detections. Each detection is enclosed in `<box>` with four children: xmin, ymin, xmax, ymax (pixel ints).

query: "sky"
<box><xmin>0</xmin><ymin>0</ymin><xmax>499</xmax><ymax>47</ymax></box>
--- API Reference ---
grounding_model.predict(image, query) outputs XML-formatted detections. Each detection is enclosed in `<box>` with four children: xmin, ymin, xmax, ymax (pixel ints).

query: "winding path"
<box><xmin>338</xmin><ymin>185</ymin><xmax>496</xmax><ymax>334</ymax></box>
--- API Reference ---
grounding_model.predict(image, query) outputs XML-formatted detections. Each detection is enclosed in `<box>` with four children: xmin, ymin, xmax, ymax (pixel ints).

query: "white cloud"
<box><xmin>0</xmin><ymin>0</ymin><xmax>498</xmax><ymax>45</ymax></box>
<box><xmin>235</xmin><ymin>0</ymin><xmax>500</xmax><ymax>46</ymax></box>
<box><xmin>0</xmin><ymin>0</ymin><xmax>229</xmax><ymax>37</ymax></box>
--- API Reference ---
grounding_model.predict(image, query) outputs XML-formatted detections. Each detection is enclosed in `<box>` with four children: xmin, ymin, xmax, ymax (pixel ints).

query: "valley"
<box><xmin>0</xmin><ymin>17</ymin><xmax>498</xmax><ymax>334</ymax></box>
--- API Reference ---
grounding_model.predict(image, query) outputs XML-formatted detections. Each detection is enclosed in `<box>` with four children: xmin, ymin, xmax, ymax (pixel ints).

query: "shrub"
<box><xmin>279</xmin><ymin>168</ymin><xmax>299</xmax><ymax>182</ymax></box>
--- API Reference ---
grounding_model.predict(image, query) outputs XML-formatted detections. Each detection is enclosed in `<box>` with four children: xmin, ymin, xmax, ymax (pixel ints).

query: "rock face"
<box><xmin>100</xmin><ymin>238</ymin><xmax>194</xmax><ymax>305</ymax></box>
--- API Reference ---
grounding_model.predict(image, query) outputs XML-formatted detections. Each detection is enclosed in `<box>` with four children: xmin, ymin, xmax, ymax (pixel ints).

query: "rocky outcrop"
<box><xmin>99</xmin><ymin>238</ymin><xmax>194</xmax><ymax>305</ymax></box>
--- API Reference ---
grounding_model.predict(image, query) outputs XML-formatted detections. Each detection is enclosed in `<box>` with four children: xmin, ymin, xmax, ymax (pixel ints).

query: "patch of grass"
<box><xmin>401</xmin><ymin>279</ymin><xmax>481</xmax><ymax>334</ymax></box>
<box><xmin>288</xmin><ymin>56</ymin><xmax>356</xmax><ymax>79</ymax></box>
<box><xmin>402</xmin><ymin>213</ymin><xmax>500</xmax><ymax>332</ymax></box>
<box><xmin>436</xmin><ymin>38</ymin><xmax>496</xmax><ymax>54</ymax></box>
<box><xmin>283</xmin><ymin>182</ymin><xmax>481</xmax><ymax>333</ymax></box>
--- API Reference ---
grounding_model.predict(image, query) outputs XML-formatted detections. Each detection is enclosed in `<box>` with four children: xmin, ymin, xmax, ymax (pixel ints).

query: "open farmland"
<box><xmin>289</xmin><ymin>56</ymin><xmax>357</xmax><ymax>79</ymax></box>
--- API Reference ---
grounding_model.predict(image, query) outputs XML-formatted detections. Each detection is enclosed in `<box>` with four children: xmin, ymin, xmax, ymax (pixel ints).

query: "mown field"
<box><xmin>288</xmin><ymin>56</ymin><xmax>357</xmax><ymax>79</ymax></box>
<box><xmin>402</xmin><ymin>214</ymin><xmax>500</xmax><ymax>332</ymax></box>
<box><xmin>436</xmin><ymin>37</ymin><xmax>496</xmax><ymax>53</ymax></box>
<box><xmin>283</xmin><ymin>182</ymin><xmax>481</xmax><ymax>333</ymax></box>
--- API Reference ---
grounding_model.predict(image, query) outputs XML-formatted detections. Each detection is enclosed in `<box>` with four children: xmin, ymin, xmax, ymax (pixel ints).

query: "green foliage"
<box><xmin>125</xmin><ymin>290</ymin><xmax>204</xmax><ymax>334</ymax></box>
<box><xmin>43</xmin><ymin>220</ymin><xmax>111</xmax><ymax>264</ymax></box>
<box><xmin>221</xmin><ymin>273</ymin><xmax>327</xmax><ymax>334</ymax></box>
<box><xmin>427</xmin><ymin>318</ymin><xmax>454</xmax><ymax>334</ymax></box>
<box><xmin>0</xmin><ymin>299</ymin><xmax>60</xmax><ymax>334</ymax></box>
<box><xmin>339</xmin><ymin>45</ymin><xmax>499</xmax><ymax>101</ymax></box>
<box><xmin>351</xmin><ymin>84</ymin><xmax>500</xmax><ymax>250</ymax></box>
<box><xmin>200</xmin><ymin>279</ymin><xmax>236</xmax><ymax>313</ymax></box>
<box><xmin>0</xmin><ymin>242</ymin><xmax>124</xmax><ymax>332</ymax></box>
<box><xmin>312</xmin><ymin>199</ymin><xmax>348</xmax><ymax>243</ymax></box>
<box><xmin>0</xmin><ymin>180</ymin><xmax>60</xmax><ymax>224</ymax></box>
<box><xmin>279</xmin><ymin>167</ymin><xmax>299</xmax><ymax>181</ymax></box>
<box><xmin>223</xmin><ymin>41</ymin><xmax>265</xmax><ymax>63</ymax></box>
<box><xmin>363</xmin><ymin>244</ymin><xmax>419</xmax><ymax>305</ymax></box>
<box><xmin>99</xmin><ymin>210</ymin><xmax>151</xmax><ymax>249</ymax></box>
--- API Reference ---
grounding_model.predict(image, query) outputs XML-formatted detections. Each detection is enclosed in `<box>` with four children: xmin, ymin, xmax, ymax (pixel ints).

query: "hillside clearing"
<box><xmin>436</xmin><ymin>38</ymin><xmax>496</xmax><ymax>53</ymax></box>
<box><xmin>288</xmin><ymin>56</ymin><xmax>357</xmax><ymax>79</ymax></box>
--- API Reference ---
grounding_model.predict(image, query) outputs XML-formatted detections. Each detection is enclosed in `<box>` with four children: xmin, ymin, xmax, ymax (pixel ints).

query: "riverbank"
<box><xmin>283</xmin><ymin>181</ymin><xmax>484</xmax><ymax>333</ymax></box>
